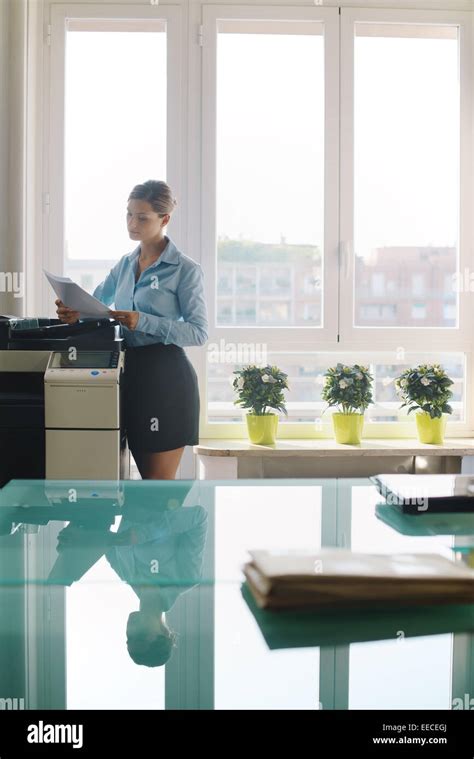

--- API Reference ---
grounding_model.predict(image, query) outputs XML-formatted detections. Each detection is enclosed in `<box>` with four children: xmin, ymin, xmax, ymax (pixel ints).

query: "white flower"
<box><xmin>339</xmin><ymin>379</ymin><xmax>348</xmax><ymax>389</ymax></box>
<box><xmin>262</xmin><ymin>374</ymin><xmax>277</xmax><ymax>384</ymax></box>
<box><xmin>421</xmin><ymin>377</ymin><xmax>431</xmax><ymax>386</ymax></box>
<box><xmin>355</xmin><ymin>372</ymin><xmax>364</xmax><ymax>380</ymax></box>
<box><xmin>236</xmin><ymin>377</ymin><xmax>245</xmax><ymax>390</ymax></box>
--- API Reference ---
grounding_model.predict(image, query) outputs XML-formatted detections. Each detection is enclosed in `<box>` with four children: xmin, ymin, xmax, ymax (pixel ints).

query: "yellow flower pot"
<box><xmin>415</xmin><ymin>412</ymin><xmax>447</xmax><ymax>445</ymax></box>
<box><xmin>332</xmin><ymin>412</ymin><xmax>364</xmax><ymax>445</ymax></box>
<box><xmin>246</xmin><ymin>414</ymin><xmax>279</xmax><ymax>445</ymax></box>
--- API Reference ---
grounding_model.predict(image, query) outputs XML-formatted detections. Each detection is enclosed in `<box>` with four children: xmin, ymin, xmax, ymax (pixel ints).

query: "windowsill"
<box><xmin>194</xmin><ymin>438</ymin><xmax>474</xmax><ymax>457</ymax></box>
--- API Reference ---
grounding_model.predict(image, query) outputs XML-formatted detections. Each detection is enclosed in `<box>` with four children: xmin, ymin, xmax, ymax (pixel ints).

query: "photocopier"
<box><xmin>0</xmin><ymin>316</ymin><xmax>129</xmax><ymax>486</ymax></box>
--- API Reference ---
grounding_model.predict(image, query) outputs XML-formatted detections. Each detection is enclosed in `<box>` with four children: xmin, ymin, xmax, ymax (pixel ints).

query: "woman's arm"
<box><xmin>136</xmin><ymin>263</ymin><xmax>208</xmax><ymax>347</ymax></box>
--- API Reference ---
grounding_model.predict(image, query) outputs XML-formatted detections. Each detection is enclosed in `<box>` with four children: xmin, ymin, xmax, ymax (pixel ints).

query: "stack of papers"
<box><xmin>243</xmin><ymin>549</ymin><xmax>474</xmax><ymax>610</ymax></box>
<box><xmin>44</xmin><ymin>270</ymin><xmax>111</xmax><ymax>318</ymax></box>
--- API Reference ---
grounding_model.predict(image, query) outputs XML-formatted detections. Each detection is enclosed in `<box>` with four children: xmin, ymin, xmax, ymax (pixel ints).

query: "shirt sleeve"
<box><xmin>136</xmin><ymin>263</ymin><xmax>208</xmax><ymax>347</ymax></box>
<box><xmin>92</xmin><ymin>259</ymin><xmax>123</xmax><ymax>306</ymax></box>
<box><xmin>175</xmin><ymin>506</ymin><xmax>208</xmax><ymax>582</ymax></box>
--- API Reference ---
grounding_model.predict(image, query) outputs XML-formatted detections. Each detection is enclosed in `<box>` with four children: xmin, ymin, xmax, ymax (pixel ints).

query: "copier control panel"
<box><xmin>44</xmin><ymin>350</ymin><xmax>123</xmax><ymax>383</ymax></box>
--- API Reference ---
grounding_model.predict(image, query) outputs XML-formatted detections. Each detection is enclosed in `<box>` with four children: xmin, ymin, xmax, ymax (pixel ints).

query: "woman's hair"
<box><xmin>128</xmin><ymin>180</ymin><xmax>177</xmax><ymax>216</ymax></box>
<box><xmin>127</xmin><ymin>628</ymin><xmax>178</xmax><ymax>668</ymax></box>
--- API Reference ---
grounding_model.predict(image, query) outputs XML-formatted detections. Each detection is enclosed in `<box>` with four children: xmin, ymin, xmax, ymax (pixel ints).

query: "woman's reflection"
<box><xmin>105</xmin><ymin>501</ymin><xmax>208</xmax><ymax>667</ymax></box>
<box><xmin>47</xmin><ymin>484</ymin><xmax>208</xmax><ymax>667</ymax></box>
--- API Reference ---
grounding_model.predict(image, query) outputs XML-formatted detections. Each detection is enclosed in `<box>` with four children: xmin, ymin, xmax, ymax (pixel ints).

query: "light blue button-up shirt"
<box><xmin>92</xmin><ymin>236</ymin><xmax>208</xmax><ymax>348</ymax></box>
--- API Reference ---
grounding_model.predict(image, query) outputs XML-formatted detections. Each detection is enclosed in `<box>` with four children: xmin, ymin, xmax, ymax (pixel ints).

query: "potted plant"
<box><xmin>233</xmin><ymin>365</ymin><xmax>289</xmax><ymax>445</ymax></box>
<box><xmin>321</xmin><ymin>363</ymin><xmax>374</xmax><ymax>444</ymax></box>
<box><xmin>395</xmin><ymin>363</ymin><xmax>453</xmax><ymax>444</ymax></box>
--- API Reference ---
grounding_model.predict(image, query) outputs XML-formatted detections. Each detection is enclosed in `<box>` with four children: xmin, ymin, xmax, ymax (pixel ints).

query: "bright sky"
<box><xmin>65</xmin><ymin>32</ymin><xmax>166</xmax><ymax>262</ymax></box>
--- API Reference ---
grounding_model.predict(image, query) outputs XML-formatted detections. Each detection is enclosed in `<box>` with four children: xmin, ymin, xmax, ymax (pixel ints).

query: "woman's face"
<box><xmin>126</xmin><ymin>198</ymin><xmax>169</xmax><ymax>243</ymax></box>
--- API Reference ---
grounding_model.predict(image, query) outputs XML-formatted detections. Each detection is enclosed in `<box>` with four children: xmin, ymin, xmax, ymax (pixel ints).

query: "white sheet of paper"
<box><xmin>44</xmin><ymin>269</ymin><xmax>111</xmax><ymax>318</ymax></box>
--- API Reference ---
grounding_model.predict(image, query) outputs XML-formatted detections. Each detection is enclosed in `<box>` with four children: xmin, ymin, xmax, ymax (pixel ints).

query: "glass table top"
<box><xmin>0</xmin><ymin>477</ymin><xmax>473</xmax><ymax>711</ymax></box>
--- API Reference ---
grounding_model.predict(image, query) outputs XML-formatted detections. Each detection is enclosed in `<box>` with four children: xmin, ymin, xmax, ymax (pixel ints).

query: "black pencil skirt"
<box><xmin>122</xmin><ymin>342</ymin><xmax>200</xmax><ymax>455</ymax></box>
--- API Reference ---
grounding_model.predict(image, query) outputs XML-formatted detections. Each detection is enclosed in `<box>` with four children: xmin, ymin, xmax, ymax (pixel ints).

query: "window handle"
<box><xmin>339</xmin><ymin>240</ymin><xmax>352</xmax><ymax>279</ymax></box>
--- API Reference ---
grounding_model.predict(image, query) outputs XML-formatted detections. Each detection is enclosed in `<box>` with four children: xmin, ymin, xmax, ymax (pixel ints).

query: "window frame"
<box><xmin>200</xmin><ymin>5</ymin><xmax>474</xmax><ymax>438</ymax></box>
<box><xmin>339</xmin><ymin>7</ymin><xmax>473</xmax><ymax>353</ymax></box>
<box><xmin>201</xmin><ymin>4</ymin><xmax>340</xmax><ymax>348</ymax></box>
<box><xmin>39</xmin><ymin>2</ymin><xmax>474</xmax><ymax>439</ymax></box>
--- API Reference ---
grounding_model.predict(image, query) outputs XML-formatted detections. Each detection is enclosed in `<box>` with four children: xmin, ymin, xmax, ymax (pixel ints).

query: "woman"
<box><xmin>51</xmin><ymin>482</ymin><xmax>208</xmax><ymax>668</ymax></box>
<box><xmin>56</xmin><ymin>180</ymin><xmax>208</xmax><ymax>480</ymax></box>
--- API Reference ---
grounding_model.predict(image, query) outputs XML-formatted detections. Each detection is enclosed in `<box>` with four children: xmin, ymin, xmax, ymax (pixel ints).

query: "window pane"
<box><xmin>353</xmin><ymin>24</ymin><xmax>459</xmax><ymax>328</ymax></box>
<box><xmin>207</xmin><ymin>351</ymin><xmax>464</xmax><ymax>423</ymax></box>
<box><xmin>216</xmin><ymin>23</ymin><xmax>324</xmax><ymax>327</ymax></box>
<box><xmin>64</xmin><ymin>26</ymin><xmax>167</xmax><ymax>289</ymax></box>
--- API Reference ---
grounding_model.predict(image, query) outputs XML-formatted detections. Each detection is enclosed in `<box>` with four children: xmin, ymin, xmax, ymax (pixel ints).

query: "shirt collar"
<box><xmin>127</xmin><ymin>236</ymin><xmax>180</xmax><ymax>267</ymax></box>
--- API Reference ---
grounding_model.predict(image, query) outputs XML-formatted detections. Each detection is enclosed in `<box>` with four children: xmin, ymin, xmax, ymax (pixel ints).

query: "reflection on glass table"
<box><xmin>0</xmin><ymin>478</ymin><xmax>472</xmax><ymax>710</ymax></box>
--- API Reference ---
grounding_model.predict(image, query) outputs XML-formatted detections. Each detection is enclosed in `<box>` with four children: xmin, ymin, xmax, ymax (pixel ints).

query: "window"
<box><xmin>217</xmin><ymin>269</ymin><xmax>234</xmax><ymax>296</ymax></box>
<box><xmin>46</xmin><ymin>5</ymin><xmax>473</xmax><ymax>437</ymax></box>
<box><xmin>350</xmin><ymin>20</ymin><xmax>460</xmax><ymax>330</ymax></box>
<box><xmin>207</xmin><ymin>351</ymin><xmax>465</xmax><ymax>424</ymax></box>
<box><xmin>236</xmin><ymin>302</ymin><xmax>257</xmax><ymax>324</ymax></box>
<box><xmin>217</xmin><ymin>301</ymin><xmax>233</xmax><ymax>325</ymax></box>
<box><xmin>61</xmin><ymin>17</ymin><xmax>168</xmax><ymax>280</ymax></box>
<box><xmin>213</xmin><ymin>15</ymin><xmax>327</xmax><ymax>329</ymax></box>
<box><xmin>443</xmin><ymin>303</ymin><xmax>457</xmax><ymax>322</ymax></box>
<box><xmin>79</xmin><ymin>273</ymin><xmax>93</xmax><ymax>292</ymax></box>
<box><xmin>303</xmin><ymin>273</ymin><xmax>321</xmax><ymax>295</ymax></box>
<box><xmin>303</xmin><ymin>303</ymin><xmax>320</xmax><ymax>322</ymax></box>
<box><xmin>236</xmin><ymin>267</ymin><xmax>257</xmax><ymax>296</ymax></box>
<box><xmin>359</xmin><ymin>304</ymin><xmax>397</xmax><ymax>321</ymax></box>
<box><xmin>412</xmin><ymin>274</ymin><xmax>425</xmax><ymax>296</ymax></box>
<box><xmin>411</xmin><ymin>303</ymin><xmax>426</xmax><ymax>320</ymax></box>
<box><xmin>200</xmin><ymin>7</ymin><xmax>472</xmax><ymax>434</ymax></box>
<box><xmin>371</xmin><ymin>272</ymin><xmax>386</xmax><ymax>297</ymax></box>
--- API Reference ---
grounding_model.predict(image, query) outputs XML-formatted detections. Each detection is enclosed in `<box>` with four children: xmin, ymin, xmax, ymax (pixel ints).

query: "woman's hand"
<box><xmin>55</xmin><ymin>298</ymin><xmax>80</xmax><ymax>324</ymax></box>
<box><xmin>113</xmin><ymin>527</ymin><xmax>139</xmax><ymax>546</ymax></box>
<box><xmin>108</xmin><ymin>310</ymin><xmax>140</xmax><ymax>330</ymax></box>
<box><xmin>57</xmin><ymin>524</ymin><xmax>116</xmax><ymax>551</ymax></box>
